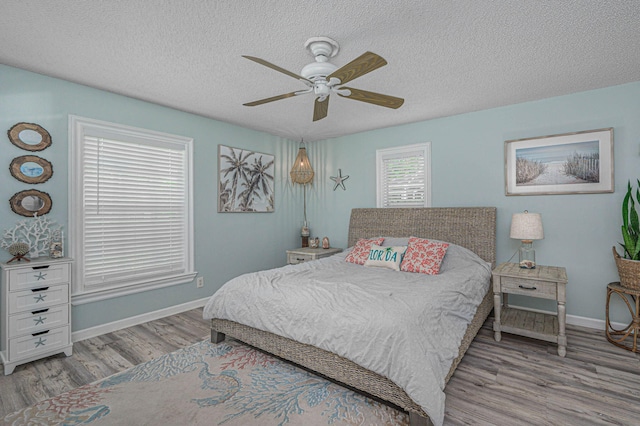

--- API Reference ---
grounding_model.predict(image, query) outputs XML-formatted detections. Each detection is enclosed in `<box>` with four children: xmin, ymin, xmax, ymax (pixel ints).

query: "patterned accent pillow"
<box><xmin>345</xmin><ymin>237</ymin><xmax>385</xmax><ymax>265</ymax></box>
<box><xmin>364</xmin><ymin>244</ymin><xmax>407</xmax><ymax>271</ymax></box>
<box><xmin>400</xmin><ymin>237</ymin><xmax>450</xmax><ymax>275</ymax></box>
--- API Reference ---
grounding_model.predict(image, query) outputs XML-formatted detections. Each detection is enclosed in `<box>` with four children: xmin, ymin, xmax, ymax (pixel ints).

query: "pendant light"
<box><xmin>290</xmin><ymin>141</ymin><xmax>314</xmax><ymax>247</ymax></box>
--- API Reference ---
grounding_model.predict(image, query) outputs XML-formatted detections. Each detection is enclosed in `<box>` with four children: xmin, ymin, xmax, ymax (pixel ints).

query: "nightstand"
<box><xmin>492</xmin><ymin>262</ymin><xmax>568</xmax><ymax>357</ymax></box>
<box><xmin>286</xmin><ymin>247</ymin><xmax>342</xmax><ymax>265</ymax></box>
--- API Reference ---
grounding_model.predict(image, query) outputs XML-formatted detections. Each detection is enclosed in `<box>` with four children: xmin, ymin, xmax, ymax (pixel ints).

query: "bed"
<box><xmin>204</xmin><ymin>207</ymin><xmax>496</xmax><ymax>426</ymax></box>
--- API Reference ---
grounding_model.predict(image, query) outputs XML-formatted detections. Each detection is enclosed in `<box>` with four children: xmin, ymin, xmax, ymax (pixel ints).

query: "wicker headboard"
<box><xmin>347</xmin><ymin>207</ymin><xmax>497</xmax><ymax>267</ymax></box>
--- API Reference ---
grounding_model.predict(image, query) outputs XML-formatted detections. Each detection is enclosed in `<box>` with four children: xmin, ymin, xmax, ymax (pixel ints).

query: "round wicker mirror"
<box><xmin>9</xmin><ymin>189</ymin><xmax>52</xmax><ymax>217</ymax></box>
<box><xmin>9</xmin><ymin>155</ymin><xmax>53</xmax><ymax>184</ymax></box>
<box><xmin>7</xmin><ymin>122</ymin><xmax>52</xmax><ymax>151</ymax></box>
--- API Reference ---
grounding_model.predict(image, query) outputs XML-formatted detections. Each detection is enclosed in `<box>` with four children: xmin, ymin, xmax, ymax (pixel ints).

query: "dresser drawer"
<box><xmin>8</xmin><ymin>304</ymin><xmax>70</xmax><ymax>338</ymax></box>
<box><xmin>500</xmin><ymin>277</ymin><xmax>557</xmax><ymax>300</ymax></box>
<box><xmin>8</xmin><ymin>284</ymin><xmax>69</xmax><ymax>313</ymax></box>
<box><xmin>9</xmin><ymin>325</ymin><xmax>70</xmax><ymax>361</ymax></box>
<box><xmin>288</xmin><ymin>253</ymin><xmax>314</xmax><ymax>264</ymax></box>
<box><xmin>8</xmin><ymin>263</ymin><xmax>70</xmax><ymax>292</ymax></box>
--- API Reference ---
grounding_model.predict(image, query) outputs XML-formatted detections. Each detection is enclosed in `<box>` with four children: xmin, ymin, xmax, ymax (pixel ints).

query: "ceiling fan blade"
<box><xmin>338</xmin><ymin>87</ymin><xmax>404</xmax><ymax>109</ymax></box>
<box><xmin>242</xmin><ymin>55</ymin><xmax>312</xmax><ymax>85</ymax></box>
<box><xmin>328</xmin><ymin>52</ymin><xmax>387</xmax><ymax>85</ymax></box>
<box><xmin>313</xmin><ymin>97</ymin><xmax>329</xmax><ymax>121</ymax></box>
<box><xmin>243</xmin><ymin>91</ymin><xmax>299</xmax><ymax>107</ymax></box>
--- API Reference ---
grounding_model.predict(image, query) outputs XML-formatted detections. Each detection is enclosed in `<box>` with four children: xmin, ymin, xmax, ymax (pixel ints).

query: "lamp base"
<box><xmin>518</xmin><ymin>240</ymin><xmax>536</xmax><ymax>269</ymax></box>
<box><xmin>301</xmin><ymin>224</ymin><xmax>310</xmax><ymax>248</ymax></box>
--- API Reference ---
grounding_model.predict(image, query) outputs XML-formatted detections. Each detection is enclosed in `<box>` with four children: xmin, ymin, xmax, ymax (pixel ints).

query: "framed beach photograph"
<box><xmin>505</xmin><ymin>128</ymin><xmax>613</xmax><ymax>196</ymax></box>
<box><xmin>218</xmin><ymin>144</ymin><xmax>275</xmax><ymax>212</ymax></box>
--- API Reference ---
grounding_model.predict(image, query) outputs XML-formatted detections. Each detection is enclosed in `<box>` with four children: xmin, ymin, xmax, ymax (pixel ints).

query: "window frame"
<box><xmin>69</xmin><ymin>115</ymin><xmax>196</xmax><ymax>305</ymax></box>
<box><xmin>376</xmin><ymin>142</ymin><xmax>432</xmax><ymax>208</ymax></box>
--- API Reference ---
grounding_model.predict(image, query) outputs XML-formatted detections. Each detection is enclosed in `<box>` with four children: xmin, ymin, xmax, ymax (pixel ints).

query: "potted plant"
<box><xmin>613</xmin><ymin>179</ymin><xmax>640</xmax><ymax>289</ymax></box>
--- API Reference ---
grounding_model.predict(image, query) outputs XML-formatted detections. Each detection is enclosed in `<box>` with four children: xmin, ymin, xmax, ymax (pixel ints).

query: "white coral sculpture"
<box><xmin>1</xmin><ymin>213</ymin><xmax>63</xmax><ymax>258</ymax></box>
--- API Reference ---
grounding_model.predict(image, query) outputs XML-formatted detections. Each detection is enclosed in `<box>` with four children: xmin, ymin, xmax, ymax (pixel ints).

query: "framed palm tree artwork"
<box><xmin>218</xmin><ymin>145</ymin><xmax>275</xmax><ymax>212</ymax></box>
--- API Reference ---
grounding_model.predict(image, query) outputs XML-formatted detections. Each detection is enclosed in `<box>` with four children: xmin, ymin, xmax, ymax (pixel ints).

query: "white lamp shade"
<box><xmin>510</xmin><ymin>211</ymin><xmax>544</xmax><ymax>240</ymax></box>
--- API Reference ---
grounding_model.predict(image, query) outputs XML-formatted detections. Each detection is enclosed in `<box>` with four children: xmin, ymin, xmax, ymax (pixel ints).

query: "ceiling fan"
<box><xmin>242</xmin><ymin>37</ymin><xmax>404</xmax><ymax>122</ymax></box>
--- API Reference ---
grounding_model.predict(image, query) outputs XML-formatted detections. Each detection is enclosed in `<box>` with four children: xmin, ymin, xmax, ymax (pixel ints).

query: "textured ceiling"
<box><xmin>1</xmin><ymin>1</ymin><xmax>639</xmax><ymax>142</ymax></box>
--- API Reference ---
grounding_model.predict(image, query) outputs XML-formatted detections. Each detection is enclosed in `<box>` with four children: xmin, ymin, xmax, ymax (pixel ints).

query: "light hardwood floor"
<box><xmin>1</xmin><ymin>309</ymin><xmax>639</xmax><ymax>425</ymax></box>
<box><xmin>0</xmin><ymin>308</ymin><xmax>210</xmax><ymax>418</ymax></box>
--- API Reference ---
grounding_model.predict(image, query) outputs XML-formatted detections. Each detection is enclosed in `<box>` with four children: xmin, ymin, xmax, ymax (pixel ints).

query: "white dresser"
<box><xmin>0</xmin><ymin>257</ymin><xmax>73</xmax><ymax>375</ymax></box>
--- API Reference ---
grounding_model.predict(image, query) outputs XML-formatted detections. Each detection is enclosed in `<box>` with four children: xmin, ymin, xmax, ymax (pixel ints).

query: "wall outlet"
<box><xmin>196</xmin><ymin>277</ymin><xmax>204</xmax><ymax>288</ymax></box>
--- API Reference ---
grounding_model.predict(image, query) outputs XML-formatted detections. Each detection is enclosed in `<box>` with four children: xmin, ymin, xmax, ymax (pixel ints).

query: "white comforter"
<box><xmin>203</xmin><ymin>244</ymin><xmax>491</xmax><ymax>425</ymax></box>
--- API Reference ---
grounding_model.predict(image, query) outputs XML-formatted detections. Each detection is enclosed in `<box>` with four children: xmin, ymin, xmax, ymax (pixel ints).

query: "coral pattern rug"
<box><xmin>2</xmin><ymin>340</ymin><xmax>408</xmax><ymax>425</ymax></box>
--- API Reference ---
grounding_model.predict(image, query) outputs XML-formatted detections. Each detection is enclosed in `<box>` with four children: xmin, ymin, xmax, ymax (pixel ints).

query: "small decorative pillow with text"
<box><xmin>345</xmin><ymin>237</ymin><xmax>385</xmax><ymax>265</ymax></box>
<box><xmin>400</xmin><ymin>237</ymin><xmax>449</xmax><ymax>275</ymax></box>
<box><xmin>364</xmin><ymin>244</ymin><xmax>407</xmax><ymax>271</ymax></box>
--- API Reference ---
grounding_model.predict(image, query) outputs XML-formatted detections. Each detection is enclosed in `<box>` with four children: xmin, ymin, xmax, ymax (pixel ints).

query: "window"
<box><xmin>376</xmin><ymin>143</ymin><xmax>431</xmax><ymax>208</ymax></box>
<box><xmin>69</xmin><ymin>115</ymin><xmax>195</xmax><ymax>304</ymax></box>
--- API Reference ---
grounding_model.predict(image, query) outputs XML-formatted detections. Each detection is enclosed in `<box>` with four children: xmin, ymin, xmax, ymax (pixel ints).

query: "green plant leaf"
<box><xmin>634</xmin><ymin>239</ymin><xmax>640</xmax><ymax>260</ymax></box>
<box><xmin>631</xmin><ymin>198</ymin><xmax>640</xmax><ymax>236</ymax></box>
<box><xmin>622</xmin><ymin>181</ymin><xmax>631</xmax><ymax>229</ymax></box>
<box><xmin>622</xmin><ymin>225</ymin><xmax>634</xmax><ymax>258</ymax></box>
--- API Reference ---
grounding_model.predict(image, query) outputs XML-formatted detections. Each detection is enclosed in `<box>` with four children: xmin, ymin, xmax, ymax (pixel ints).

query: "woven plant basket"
<box><xmin>613</xmin><ymin>246</ymin><xmax>640</xmax><ymax>290</ymax></box>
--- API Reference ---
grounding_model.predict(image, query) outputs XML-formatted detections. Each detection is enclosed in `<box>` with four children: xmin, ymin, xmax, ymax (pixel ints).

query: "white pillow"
<box><xmin>363</xmin><ymin>244</ymin><xmax>407</xmax><ymax>271</ymax></box>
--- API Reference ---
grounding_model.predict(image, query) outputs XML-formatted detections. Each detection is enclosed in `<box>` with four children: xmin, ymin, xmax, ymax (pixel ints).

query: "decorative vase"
<box><xmin>613</xmin><ymin>246</ymin><xmax>640</xmax><ymax>290</ymax></box>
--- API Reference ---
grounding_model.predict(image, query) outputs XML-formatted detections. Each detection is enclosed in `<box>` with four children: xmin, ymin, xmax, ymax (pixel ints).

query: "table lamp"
<box><xmin>510</xmin><ymin>210</ymin><xmax>544</xmax><ymax>269</ymax></box>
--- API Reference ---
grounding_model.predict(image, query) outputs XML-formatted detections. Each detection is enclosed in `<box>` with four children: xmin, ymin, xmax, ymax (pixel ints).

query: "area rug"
<box><xmin>2</xmin><ymin>340</ymin><xmax>409</xmax><ymax>425</ymax></box>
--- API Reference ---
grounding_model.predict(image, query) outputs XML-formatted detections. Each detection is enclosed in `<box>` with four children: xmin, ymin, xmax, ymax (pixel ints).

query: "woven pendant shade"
<box><xmin>290</xmin><ymin>144</ymin><xmax>314</xmax><ymax>184</ymax></box>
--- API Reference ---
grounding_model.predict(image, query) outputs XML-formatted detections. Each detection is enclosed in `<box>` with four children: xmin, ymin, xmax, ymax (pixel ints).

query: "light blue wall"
<box><xmin>3</xmin><ymin>63</ymin><xmax>638</xmax><ymax>328</ymax></box>
<box><xmin>0</xmin><ymin>65</ymin><xmax>302</xmax><ymax>331</ymax></box>
<box><xmin>306</xmin><ymin>82</ymin><xmax>640</xmax><ymax>322</ymax></box>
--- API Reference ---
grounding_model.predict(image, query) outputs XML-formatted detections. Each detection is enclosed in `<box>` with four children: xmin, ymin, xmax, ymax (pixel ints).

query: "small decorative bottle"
<box><xmin>322</xmin><ymin>236</ymin><xmax>330</xmax><ymax>249</ymax></box>
<box><xmin>49</xmin><ymin>230</ymin><xmax>64</xmax><ymax>259</ymax></box>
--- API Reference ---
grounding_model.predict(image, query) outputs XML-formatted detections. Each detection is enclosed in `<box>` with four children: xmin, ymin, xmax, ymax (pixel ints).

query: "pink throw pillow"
<box><xmin>400</xmin><ymin>237</ymin><xmax>449</xmax><ymax>275</ymax></box>
<box><xmin>345</xmin><ymin>237</ymin><xmax>385</xmax><ymax>265</ymax></box>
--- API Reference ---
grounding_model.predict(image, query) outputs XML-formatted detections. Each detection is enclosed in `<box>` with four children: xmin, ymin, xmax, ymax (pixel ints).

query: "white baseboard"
<box><xmin>72</xmin><ymin>299</ymin><xmax>615</xmax><ymax>343</ymax></box>
<box><xmin>505</xmin><ymin>304</ymin><xmax>620</xmax><ymax>331</ymax></box>
<box><xmin>71</xmin><ymin>297</ymin><xmax>210</xmax><ymax>342</ymax></box>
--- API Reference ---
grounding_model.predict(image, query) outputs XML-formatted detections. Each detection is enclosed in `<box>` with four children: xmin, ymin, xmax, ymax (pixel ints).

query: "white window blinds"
<box><xmin>70</xmin><ymin>116</ymin><xmax>195</xmax><ymax>302</ymax></box>
<box><xmin>376</xmin><ymin>143</ymin><xmax>431</xmax><ymax>208</ymax></box>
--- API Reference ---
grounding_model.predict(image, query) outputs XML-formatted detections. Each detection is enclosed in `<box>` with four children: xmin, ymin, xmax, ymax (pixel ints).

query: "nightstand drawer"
<box><xmin>500</xmin><ymin>277</ymin><xmax>557</xmax><ymax>300</ymax></box>
<box><xmin>9</xmin><ymin>284</ymin><xmax>69</xmax><ymax>313</ymax></box>
<box><xmin>8</xmin><ymin>263</ymin><xmax>70</xmax><ymax>292</ymax></box>
<box><xmin>9</xmin><ymin>325</ymin><xmax>70</xmax><ymax>361</ymax></box>
<box><xmin>286</xmin><ymin>247</ymin><xmax>342</xmax><ymax>265</ymax></box>
<box><xmin>9</xmin><ymin>304</ymin><xmax>70</xmax><ymax>338</ymax></box>
<box><xmin>288</xmin><ymin>253</ymin><xmax>313</xmax><ymax>264</ymax></box>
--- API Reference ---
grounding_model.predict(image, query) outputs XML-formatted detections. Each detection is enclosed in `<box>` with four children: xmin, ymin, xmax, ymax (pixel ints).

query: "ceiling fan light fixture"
<box><xmin>314</xmin><ymin>83</ymin><xmax>331</xmax><ymax>97</ymax></box>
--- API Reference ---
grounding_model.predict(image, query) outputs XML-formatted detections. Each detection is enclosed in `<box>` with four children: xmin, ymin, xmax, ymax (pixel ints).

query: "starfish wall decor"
<box><xmin>330</xmin><ymin>169</ymin><xmax>349</xmax><ymax>191</ymax></box>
